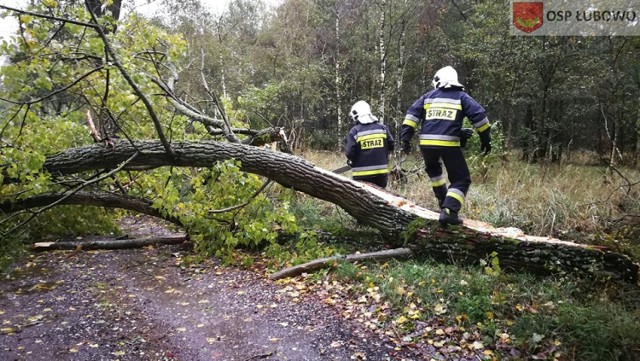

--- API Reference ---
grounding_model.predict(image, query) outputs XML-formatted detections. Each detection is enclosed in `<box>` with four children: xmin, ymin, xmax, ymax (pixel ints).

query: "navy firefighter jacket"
<box><xmin>400</xmin><ymin>87</ymin><xmax>490</xmax><ymax>147</ymax></box>
<box><xmin>345</xmin><ymin>122</ymin><xmax>395</xmax><ymax>178</ymax></box>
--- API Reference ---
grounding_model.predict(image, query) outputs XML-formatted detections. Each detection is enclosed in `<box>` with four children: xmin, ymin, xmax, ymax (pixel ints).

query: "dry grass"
<box><xmin>298</xmin><ymin>149</ymin><xmax>348</xmax><ymax>171</ymax></box>
<box><xmin>297</xmin><ymin>150</ymin><xmax>640</xmax><ymax>242</ymax></box>
<box><xmin>464</xmin><ymin>155</ymin><xmax>640</xmax><ymax>238</ymax></box>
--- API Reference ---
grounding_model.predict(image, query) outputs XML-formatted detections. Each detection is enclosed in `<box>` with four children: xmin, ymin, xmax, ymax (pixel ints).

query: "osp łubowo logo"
<box><xmin>513</xmin><ymin>2</ymin><xmax>544</xmax><ymax>33</ymax></box>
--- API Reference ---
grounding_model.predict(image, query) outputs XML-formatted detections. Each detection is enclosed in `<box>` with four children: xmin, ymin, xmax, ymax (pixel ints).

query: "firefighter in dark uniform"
<box><xmin>345</xmin><ymin>100</ymin><xmax>395</xmax><ymax>188</ymax></box>
<box><xmin>400</xmin><ymin>66</ymin><xmax>492</xmax><ymax>225</ymax></box>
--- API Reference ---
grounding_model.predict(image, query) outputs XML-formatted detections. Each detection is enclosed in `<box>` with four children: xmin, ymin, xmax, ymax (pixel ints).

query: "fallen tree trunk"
<box><xmin>3</xmin><ymin>140</ymin><xmax>639</xmax><ymax>283</ymax></box>
<box><xmin>269</xmin><ymin>248</ymin><xmax>414</xmax><ymax>280</ymax></box>
<box><xmin>408</xmin><ymin>225</ymin><xmax>638</xmax><ymax>283</ymax></box>
<box><xmin>16</xmin><ymin>140</ymin><xmax>415</xmax><ymax>235</ymax></box>
<box><xmin>32</xmin><ymin>235</ymin><xmax>188</xmax><ymax>251</ymax></box>
<box><xmin>0</xmin><ymin>191</ymin><xmax>184</xmax><ymax>227</ymax></box>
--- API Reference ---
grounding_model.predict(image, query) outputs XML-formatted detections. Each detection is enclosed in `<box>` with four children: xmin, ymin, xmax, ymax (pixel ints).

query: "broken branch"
<box><xmin>32</xmin><ymin>235</ymin><xmax>188</xmax><ymax>251</ymax></box>
<box><xmin>269</xmin><ymin>248</ymin><xmax>414</xmax><ymax>280</ymax></box>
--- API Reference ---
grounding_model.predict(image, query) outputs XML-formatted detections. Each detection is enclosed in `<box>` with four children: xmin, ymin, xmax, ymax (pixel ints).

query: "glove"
<box><xmin>402</xmin><ymin>141</ymin><xmax>412</xmax><ymax>155</ymax></box>
<box><xmin>459</xmin><ymin>128</ymin><xmax>474</xmax><ymax>148</ymax></box>
<box><xmin>479</xmin><ymin>129</ymin><xmax>492</xmax><ymax>155</ymax></box>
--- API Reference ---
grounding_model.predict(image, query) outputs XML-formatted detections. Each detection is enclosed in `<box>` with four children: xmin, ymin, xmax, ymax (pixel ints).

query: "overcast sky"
<box><xmin>0</xmin><ymin>0</ymin><xmax>281</xmax><ymax>42</ymax></box>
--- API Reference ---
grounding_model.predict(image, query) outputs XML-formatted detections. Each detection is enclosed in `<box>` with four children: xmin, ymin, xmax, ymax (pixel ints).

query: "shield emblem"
<box><xmin>513</xmin><ymin>2</ymin><xmax>544</xmax><ymax>33</ymax></box>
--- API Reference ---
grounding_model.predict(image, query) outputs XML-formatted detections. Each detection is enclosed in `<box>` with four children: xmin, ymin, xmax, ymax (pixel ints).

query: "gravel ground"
<box><xmin>0</xmin><ymin>219</ymin><xmax>421</xmax><ymax>361</ymax></box>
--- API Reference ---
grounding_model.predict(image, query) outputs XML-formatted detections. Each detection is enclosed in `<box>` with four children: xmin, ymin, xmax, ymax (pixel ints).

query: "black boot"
<box><xmin>439</xmin><ymin>208</ymin><xmax>462</xmax><ymax>225</ymax></box>
<box><xmin>433</xmin><ymin>186</ymin><xmax>447</xmax><ymax>209</ymax></box>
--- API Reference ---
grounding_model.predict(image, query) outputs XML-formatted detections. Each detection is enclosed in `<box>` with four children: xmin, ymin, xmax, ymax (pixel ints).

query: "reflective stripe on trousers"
<box><xmin>420</xmin><ymin>147</ymin><xmax>471</xmax><ymax>213</ymax></box>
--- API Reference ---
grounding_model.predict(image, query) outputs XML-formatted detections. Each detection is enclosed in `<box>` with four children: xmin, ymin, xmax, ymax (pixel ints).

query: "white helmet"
<box><xmin>349</xmin><ymin>100</ymin><xmax>378</xmax><ymax>124</ymax></box>
<box><xmin>432</xmin><ymin>66</ymin><xmax>464</xmax><ymax>89</ymax></box>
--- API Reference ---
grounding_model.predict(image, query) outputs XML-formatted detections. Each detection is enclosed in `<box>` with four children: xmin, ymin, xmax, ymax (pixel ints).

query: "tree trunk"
<box><xmin>334</xmin><ymin>3</ymin><xmax>343</xmax><ymax>147</ymax></box>
<box><xmin>33</xmin><ymin>140</ymin><xmax>416</xmax><ymax>232</ymax></box>
<box><xmin>409</xmin><ymin>227</ymin><xmax>637</xmax><ymax>283</ymax></box>
<box><xmin>378</xmin><ymin>0</ymin><xmax>386</xmax><ymax>123</ymax></box>
<box><xmin>4</xmin><ymin>140</ymin><xmax>639</xmax><ymax>283</ymax></box>
<box><xmin>395</xmin><ymin>16</ymin><xmax>407</xmax><ymax>141</ymax></box>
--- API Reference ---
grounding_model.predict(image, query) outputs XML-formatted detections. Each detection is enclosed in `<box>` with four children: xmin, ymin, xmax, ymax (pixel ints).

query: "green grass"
<box><xmin>331</xmin><ymin>259</ymin><xmax>640</xmax><ymax>360</ymax></box>
<box><xmin>512</xmin><ymin>302</ymin><xmax>640</xmax><ymax>360</ymax></box>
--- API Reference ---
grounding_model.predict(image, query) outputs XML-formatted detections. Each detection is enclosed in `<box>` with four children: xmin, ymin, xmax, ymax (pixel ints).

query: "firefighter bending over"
<box><xmin>345</xmin><ymin>100</ymin><xmax>395</xmax><ymax>188</ymax></box>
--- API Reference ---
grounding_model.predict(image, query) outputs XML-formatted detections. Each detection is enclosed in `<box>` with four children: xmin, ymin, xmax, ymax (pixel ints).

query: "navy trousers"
<box><xmin>354</xmin><ymin>174</ymin><xmax>389</xmax><ymax>189</ymax></box>
<box><xmin>420</xmin><ymin>147</ymin><xmax>471</xmax><ymax>213</ymax></box>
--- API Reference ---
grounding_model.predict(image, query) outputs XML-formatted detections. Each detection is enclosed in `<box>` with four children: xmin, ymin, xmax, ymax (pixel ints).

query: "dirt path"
<box><xmin>1</xmin><ymin>241</ymin><xmax>417</xmax><ymax>360</ymax></box>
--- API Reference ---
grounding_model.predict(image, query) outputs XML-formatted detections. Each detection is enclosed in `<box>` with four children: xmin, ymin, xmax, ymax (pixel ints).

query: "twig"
<box><xmin>611</xmin><ymin>214</ymin><xmax>640</xmax><ymax>225</ymax></box>
<box><xmin>607</xmin><ymin>165</ymin><xmax>636</xmax><ymax>195</ymax></box>
<box><xmin>450</xmin><ymin>0</ymin><xmax>467</xmax><ymax>21</ymax></box>
<box><xmin>85</xmin><ymin>109</ymin><xmax>102</xmax><ymax>142</ymax></box>
<box><xmin>243</xmin><ymin>351</ymin><xmax>274</xmax><ymax>361</ymax></box>
<box><xmin>0</xmin><ymin>104</ymin><xmax>26</xmax><ymax>138</ymax></box>
<box><xmin>0</xmin><ymin>64</ymin><xmax>104</xmax><ymax>105</ymax></box>
<box><xmin>0</xmin><ymin>5</ymin><xmax>98</xmax><ymax>28</ymax></box>
<box><xmin>208</xmin><ymin>180</ymin><xmax>272</xmax><ymax>214</ymax></box>
<box><xmin>577</xmin><ymin>170</ymin><xmax>639</xmax><ymax>208</ymax></box>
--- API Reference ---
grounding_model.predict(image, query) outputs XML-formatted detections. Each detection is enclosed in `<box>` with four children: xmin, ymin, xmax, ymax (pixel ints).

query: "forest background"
<box><xmin>1</xmin><ymin>0</ymin><xmax>640</xmax><ymax>360</ymax></box>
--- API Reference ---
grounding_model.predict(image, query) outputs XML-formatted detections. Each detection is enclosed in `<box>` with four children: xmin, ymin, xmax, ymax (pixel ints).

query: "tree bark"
<box><xmin>4</xmin><ymin>139</ymin><xmax>639</xmax><ymax>283</ymax></box>
<box><xmin>409</xmin><ymin>226</ymin><xmax>638</xmax><ymax>283</ymax></box>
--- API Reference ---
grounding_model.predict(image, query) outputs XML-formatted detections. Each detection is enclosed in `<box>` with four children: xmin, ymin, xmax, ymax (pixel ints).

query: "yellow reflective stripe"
<box><xmin>424</xmin><ymin>103</ymin><xmax>463</xmax><ymax>111</ymax></box>
<box><xmin>431</xmin><ymin>178</ymin><xmax>447</xmax><ymax>187</ymax></box>
<box><xmin>357</xmin><ymin>134</ymin><xmax>387</xmax><ymax>142</ymax></box>
<box><xmin>353</xmin><ymin>169</ymin><xmax>389</xmax><ymax>176</ymax></box>
<box><xmin>476</xmin><ymin>123</ymin><xmax>491</xmax><ymax>133</ymax></box>
<box><xmin>419</xmin><ymin>139</ymin><xmax>460</xmax><ymax>147</ymax></box>
<box><xmin>403</xmin><ymin>119</ymin><xmax>418</xmax><ymax>129</ymax></box>
<box><xmin>447</xmin><ymin>191</ymin><xmax>465</xmax><ymax>204</ymax></box>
